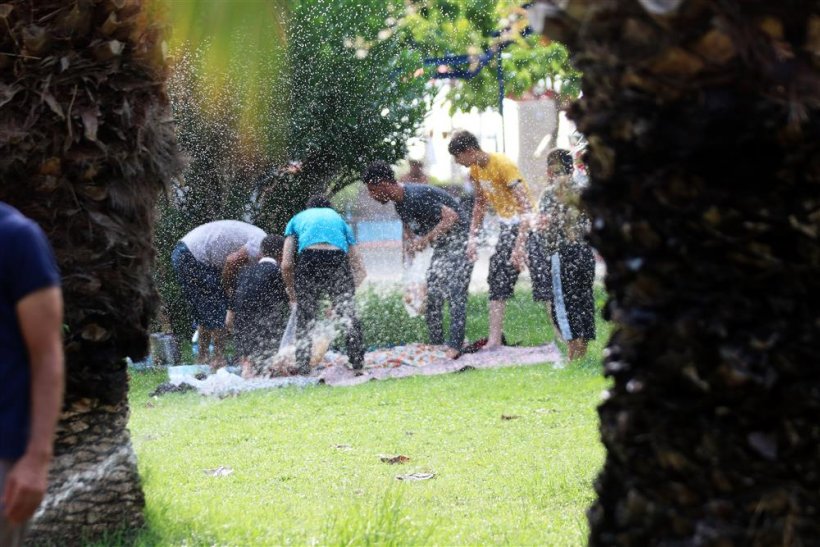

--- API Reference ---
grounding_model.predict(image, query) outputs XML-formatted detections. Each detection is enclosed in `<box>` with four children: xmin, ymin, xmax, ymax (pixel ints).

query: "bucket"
<box><xmin>150</xmin><ymin>333</ymin><xmax>180</xmax><ymax>366</ymax></box>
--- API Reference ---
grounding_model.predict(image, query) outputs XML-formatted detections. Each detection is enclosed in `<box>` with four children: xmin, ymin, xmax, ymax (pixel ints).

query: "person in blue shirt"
<box><xmin>0</xmin><ymin>203</ymin><xmax>64</xmax><ymax>544</ymax></box>
<box><xmin>282</xmin><ymin>195</ymin><xmax>367</xmax><ymax>374</ymax></box>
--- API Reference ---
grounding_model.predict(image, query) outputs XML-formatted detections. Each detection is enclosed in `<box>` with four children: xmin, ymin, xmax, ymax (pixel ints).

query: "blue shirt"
<box><xmin>0</xmin><ymin>203</ymin><xmax>61</xmax><ymax>460</ymax></box>
<box><xmin>284</xmin><ymin>208</ymin><xmax>356</xmax><ymax>253</ymax></box>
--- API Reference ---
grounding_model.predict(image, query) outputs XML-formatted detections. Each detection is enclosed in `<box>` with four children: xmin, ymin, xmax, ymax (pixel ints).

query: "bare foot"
<box><xmin>445</xmin><ymin>348</ymin><xmax>461</xmax><ymax>359</ymax></box>
<box><xmin>481</xmin><ymin>344</ymin><xmax>502</xmax><ymax>352</ymax></box>
<box><xmin>209</xmin><ymin>357</ymin><xmax>227</xmax><ymax>373</ymax></box>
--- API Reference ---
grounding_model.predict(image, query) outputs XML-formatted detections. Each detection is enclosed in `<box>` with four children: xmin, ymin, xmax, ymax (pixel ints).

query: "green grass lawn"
<box><xmin>127</xmin><ymin>290</ymin><xmax>610</xmax><ymax>545</ymax></box>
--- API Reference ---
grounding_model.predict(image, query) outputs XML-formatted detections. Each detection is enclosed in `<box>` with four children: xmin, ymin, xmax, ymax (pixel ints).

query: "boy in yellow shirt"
<box><xmin>448</xmin><ymin>130</ymin><xmax>550</xmax><ymax>349</ymax></box>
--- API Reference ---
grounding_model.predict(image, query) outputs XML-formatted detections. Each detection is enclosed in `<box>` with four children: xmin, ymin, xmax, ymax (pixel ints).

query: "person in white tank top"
<box><xmin>173</xmin><ymin>220</ymin><xmax>266</xmax><ymax>368</ymax></box>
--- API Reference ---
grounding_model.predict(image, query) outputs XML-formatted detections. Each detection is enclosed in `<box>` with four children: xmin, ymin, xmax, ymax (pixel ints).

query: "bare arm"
<box><xmin>512</xmin><ymin>184</ymin><xmax>535</xmax><ymax>237</ymax></box>
<box><xmin>3</xmin><ymin>286</ymin><xmax>64</xmax><ymax>524</ymax></box>
<box><xmin>510</xmin><ymin>184</ymin><xmax>535</xmax><ymax>270</ymax></box>
<box><xmin>408</xmin><ymin>205</ymin><xmax>459</xmax><ymax>252</ymax></box>
<box><xmin>468</xmin><ymin>182</ymin><xmax>487</xmax><ymax>240</ymax></box>
<box><xmin>348</xmin><ymin>245</ymin><xmax>367</xmax><ymax>287</ymax></box>
<box><xmin>466</xmin><ymin>184</ymin><xmax>487</xmax><ymax>262</ymax></box>
<box><xmin>282</xmin><ymin>236</ymin><xmax>297</xmax><ymax>304</ymax></box>
<box><xmin>510</xmin><ymin>182</ymin><xmax>534</xmax><ymax>216</ymax></box>
<box><xmin>222</xmin><ymin>246</ymin><xmax>251</xmax><ymax>306</ymax></box>
<box><xmin>402</xmin><ymin>224</ymin><xmax>414</xmax><ymax>261</ymax></box>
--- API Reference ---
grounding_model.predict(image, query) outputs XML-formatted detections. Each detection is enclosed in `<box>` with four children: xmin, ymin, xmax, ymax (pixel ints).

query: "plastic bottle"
<box><xmin>191</xmin><ymin>329</ymin><xmax>199</xmax><ymax>358</ymax></box>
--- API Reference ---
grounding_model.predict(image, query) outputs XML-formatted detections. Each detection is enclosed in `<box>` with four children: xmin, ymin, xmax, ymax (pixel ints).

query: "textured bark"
<box><xmin>0</xmin><ymin>0</ymin><xmax>179</xmax><ymax>542</ymax></box>
<box><xmin>26</xmin><ymin>397</ymin><xmax>144</xmax><ymax>546</ymax></box>
<box><xmin>540</xmin><ymin>1</ymin><xmax>820</xmax><ymax>545</ymax></box>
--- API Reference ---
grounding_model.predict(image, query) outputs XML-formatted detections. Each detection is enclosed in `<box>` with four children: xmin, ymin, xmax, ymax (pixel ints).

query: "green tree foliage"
<box><xmin>398</xmin><ymin>0</ymin><xmax>580</xmax><ymax>113</ymax></box>
<box><xmin>282</xmin><ymin>0</ymin><xmax>428</xmax><ymax>192</ymax></box>
<box><xmin>166</xmin><ymin>1</ymin><xmax>289</xmax><ymax>154</ymax></box>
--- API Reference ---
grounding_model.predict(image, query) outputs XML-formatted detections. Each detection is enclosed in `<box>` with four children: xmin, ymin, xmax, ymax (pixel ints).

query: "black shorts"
<box><xmin>549</xmin><ymin>243</ymin><xmax>596</xmax><ymax>341</ymax></box>
<box><xmin>488</xmin><ymin>224</ymin><xmax>550</xmax><ymax>301</ymax></box>
<box><xmin>171</xmin><ymin>242</ymin><xmax>227</xmax><ymax>329</ymax></box>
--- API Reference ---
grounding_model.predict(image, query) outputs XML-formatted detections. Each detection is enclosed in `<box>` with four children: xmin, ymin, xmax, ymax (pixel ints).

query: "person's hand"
<box><xmin>466</xmin><ymin>239</ymin><xmax>478</xmax><ymax>263</ymax></box>
<box><xmin>224</xmin><ymin>310</ymin><xmax>235</xmax><ymax>332</ymax></box>
<box><xmin>407</xmin><ymin>236</ymin><xmax>428</xmax><ymax>254</ymax></box>
<box><xmin>2</xmin><ymin>452</ymin><xmax>50</xmax><ymax>524</ymax></box>
<box><xmin>535</xmin><ymin>213</ymin><xmax>550</xmax><ymax>232</ymax></box>
<box><xmin>511</xmin><ymin>244</ymin><xmax>527</xmax><ymax>272</ymax></box>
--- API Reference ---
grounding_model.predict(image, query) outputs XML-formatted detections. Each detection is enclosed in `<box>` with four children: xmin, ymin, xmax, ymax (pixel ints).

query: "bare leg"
<box><xmin>197</xmin><ymin>327</ymin><xmax>212</xmax><ymax>364</ymax></box>
<box><xmin>544</xmin><ymin>301</ymin><xmax>556</xmax><ymax>336</ymax></box>
<box><xmin>210</xmin><ymin>328</ymin><xmax>227</xmax><ymax>369</ymax></box>
<box><xmin>568</xmin><ymin>339</ymin><xmax>588</xmax><ymax>361</ymax></box>
<box><xmin>487</xmin><ymin>300</ymin><xmax>506</xmax><ymax>348</ymax></box>
<box><xmin>240</xmin><ymin>357</ymin><xmax>254</xmax><ymax>379</ymax></box>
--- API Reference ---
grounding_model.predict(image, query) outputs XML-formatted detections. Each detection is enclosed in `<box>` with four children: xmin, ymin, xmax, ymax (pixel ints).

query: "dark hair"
<box><xmin>305</xmin><ymin>194</ymin><xmax>333</xmax><ymax>209</ymax></box>
<box><xmin>261</xmin><ymin>234</ymin><xmax>285</xmax><ymax>257</ymax></box>
<box><xmin>361</xmin><ymin>161</ymin><xmax>396</xmax><ymax>185</ymax></box>
<box><xmin>547</xmin><ymin>149</ymin><xmax>574</xmax><ymax>175</ymax></box>
<box><xmin>448</xmin><ymin>131</ymin><xmax>480</xmax><ymax>156</ymax></box>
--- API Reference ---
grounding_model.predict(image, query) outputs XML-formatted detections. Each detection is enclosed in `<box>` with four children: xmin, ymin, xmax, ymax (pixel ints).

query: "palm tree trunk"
<box><xmin>540</xmin><ymin>1</ymin><xmax>820</xmax><ymax>544</ymax></box>
<box><xmin>27</xmin><ymin>398</ymin><xmax>145</xmax><ymax>544</ymax></box>
<box><xmin>0</xmin><ymin>1</ymin><xmax>179</xmax><ymax>543</ymax></box>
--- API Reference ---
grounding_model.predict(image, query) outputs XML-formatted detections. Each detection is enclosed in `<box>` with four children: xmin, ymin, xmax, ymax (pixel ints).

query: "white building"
<box><xmin>408</xmin><ymin>82</ymin><xmax>579</xmax><ymax>197</ymax></box>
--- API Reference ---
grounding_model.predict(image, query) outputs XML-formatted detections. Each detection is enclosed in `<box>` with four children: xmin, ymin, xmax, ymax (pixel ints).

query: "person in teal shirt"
<box><xmin>285</xmin><ymin>204</ymin><xmax>356</xmax><ymax>253</ymax></box>
<box><xmin>282</xmin><ymin>196</ymin><xmax>367</xmax><ymax>373</ymax></box>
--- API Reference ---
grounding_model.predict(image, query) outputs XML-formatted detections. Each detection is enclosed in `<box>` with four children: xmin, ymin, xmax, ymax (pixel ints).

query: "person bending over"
<box><xmin>171</xmin><ymin>220</ymin><xmax>266</xmax><ymax>368</ymax></box>
<box><xmin>363</xmin><ymin>161</ymin><xmax>473</xmax><ymax>358</ymax></box>
<box><xmin>230</xmin><ymin>235</ymin><xmax>290</xmax><ymax>374</ymax></box>
<box><xmin>281</xmin><ymin>196</ymin><xmax>367</xmax><ymax>374</ymax></box>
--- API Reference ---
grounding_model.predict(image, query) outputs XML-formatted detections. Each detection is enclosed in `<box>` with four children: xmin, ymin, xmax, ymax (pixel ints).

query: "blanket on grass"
<box><xmin>161</xmin><ymin>343</ymin><xmax>563</xmax><ymax>397</ymax></box>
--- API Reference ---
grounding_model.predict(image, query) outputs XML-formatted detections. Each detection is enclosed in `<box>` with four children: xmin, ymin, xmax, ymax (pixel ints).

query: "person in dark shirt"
<box><xmin>533</xmin><ymin>149</ymin><xmax>596</xmax><ymax>360</ymax></box>
<box><xmin>0</xmin><ymin>203</ymin><xmax>64</xmax><ymax>545</ymax></box>
<box><xmin>362</xmin><ymin>161</ymin><xmax>473</xmax><ymax>358</ymax></box>
<box><xmin>228</xmin><ymin>235</ymin><xmax>290</xmax><ymax>374</ymax></box>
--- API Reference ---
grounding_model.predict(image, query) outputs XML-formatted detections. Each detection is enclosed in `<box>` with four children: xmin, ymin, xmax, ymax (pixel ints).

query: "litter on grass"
<box><xmin>204</xmin><ymin>466</ymin><xmax>234</xmax><ymax>477</ymax></box>
<box><xmin>396</xmin><ymin>473</ymin><xmax>436</xmax><ymax>481</ymax></box>
<box><xmin>380</xmin><ymin>454</ymin><xmax>411</xmax><ymax>465</ymax></box>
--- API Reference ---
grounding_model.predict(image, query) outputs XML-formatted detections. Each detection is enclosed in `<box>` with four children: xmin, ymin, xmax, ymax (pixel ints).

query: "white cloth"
<box><xmin>181</xmin><ymin>220</ymin><xmax>266</xmax><ymax>268</ymax></box>
<box><xmin>258</xmin><ymin>257</ymin><xmax>278</xmax><ymax>266</ymax></box>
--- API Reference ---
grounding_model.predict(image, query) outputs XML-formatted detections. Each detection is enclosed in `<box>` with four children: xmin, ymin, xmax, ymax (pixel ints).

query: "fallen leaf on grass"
<box><xmin>380</xmin><ymin>454</ymin><xmax>410</xmax><ymax>464</ymax></box>
<box><xmin>204</xmin><ymin>466</ymin><xmax>234</xmax><ymax>477</ymax></box>
<box><xmin>396</xmin><ymin>473</ymin><xmax>436</xmax><ymax>481</ymax></box>
<box><xmin>501</xmin><ymin>415</ymin><xmax>520</xmax><ymax>421</ymax></box>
